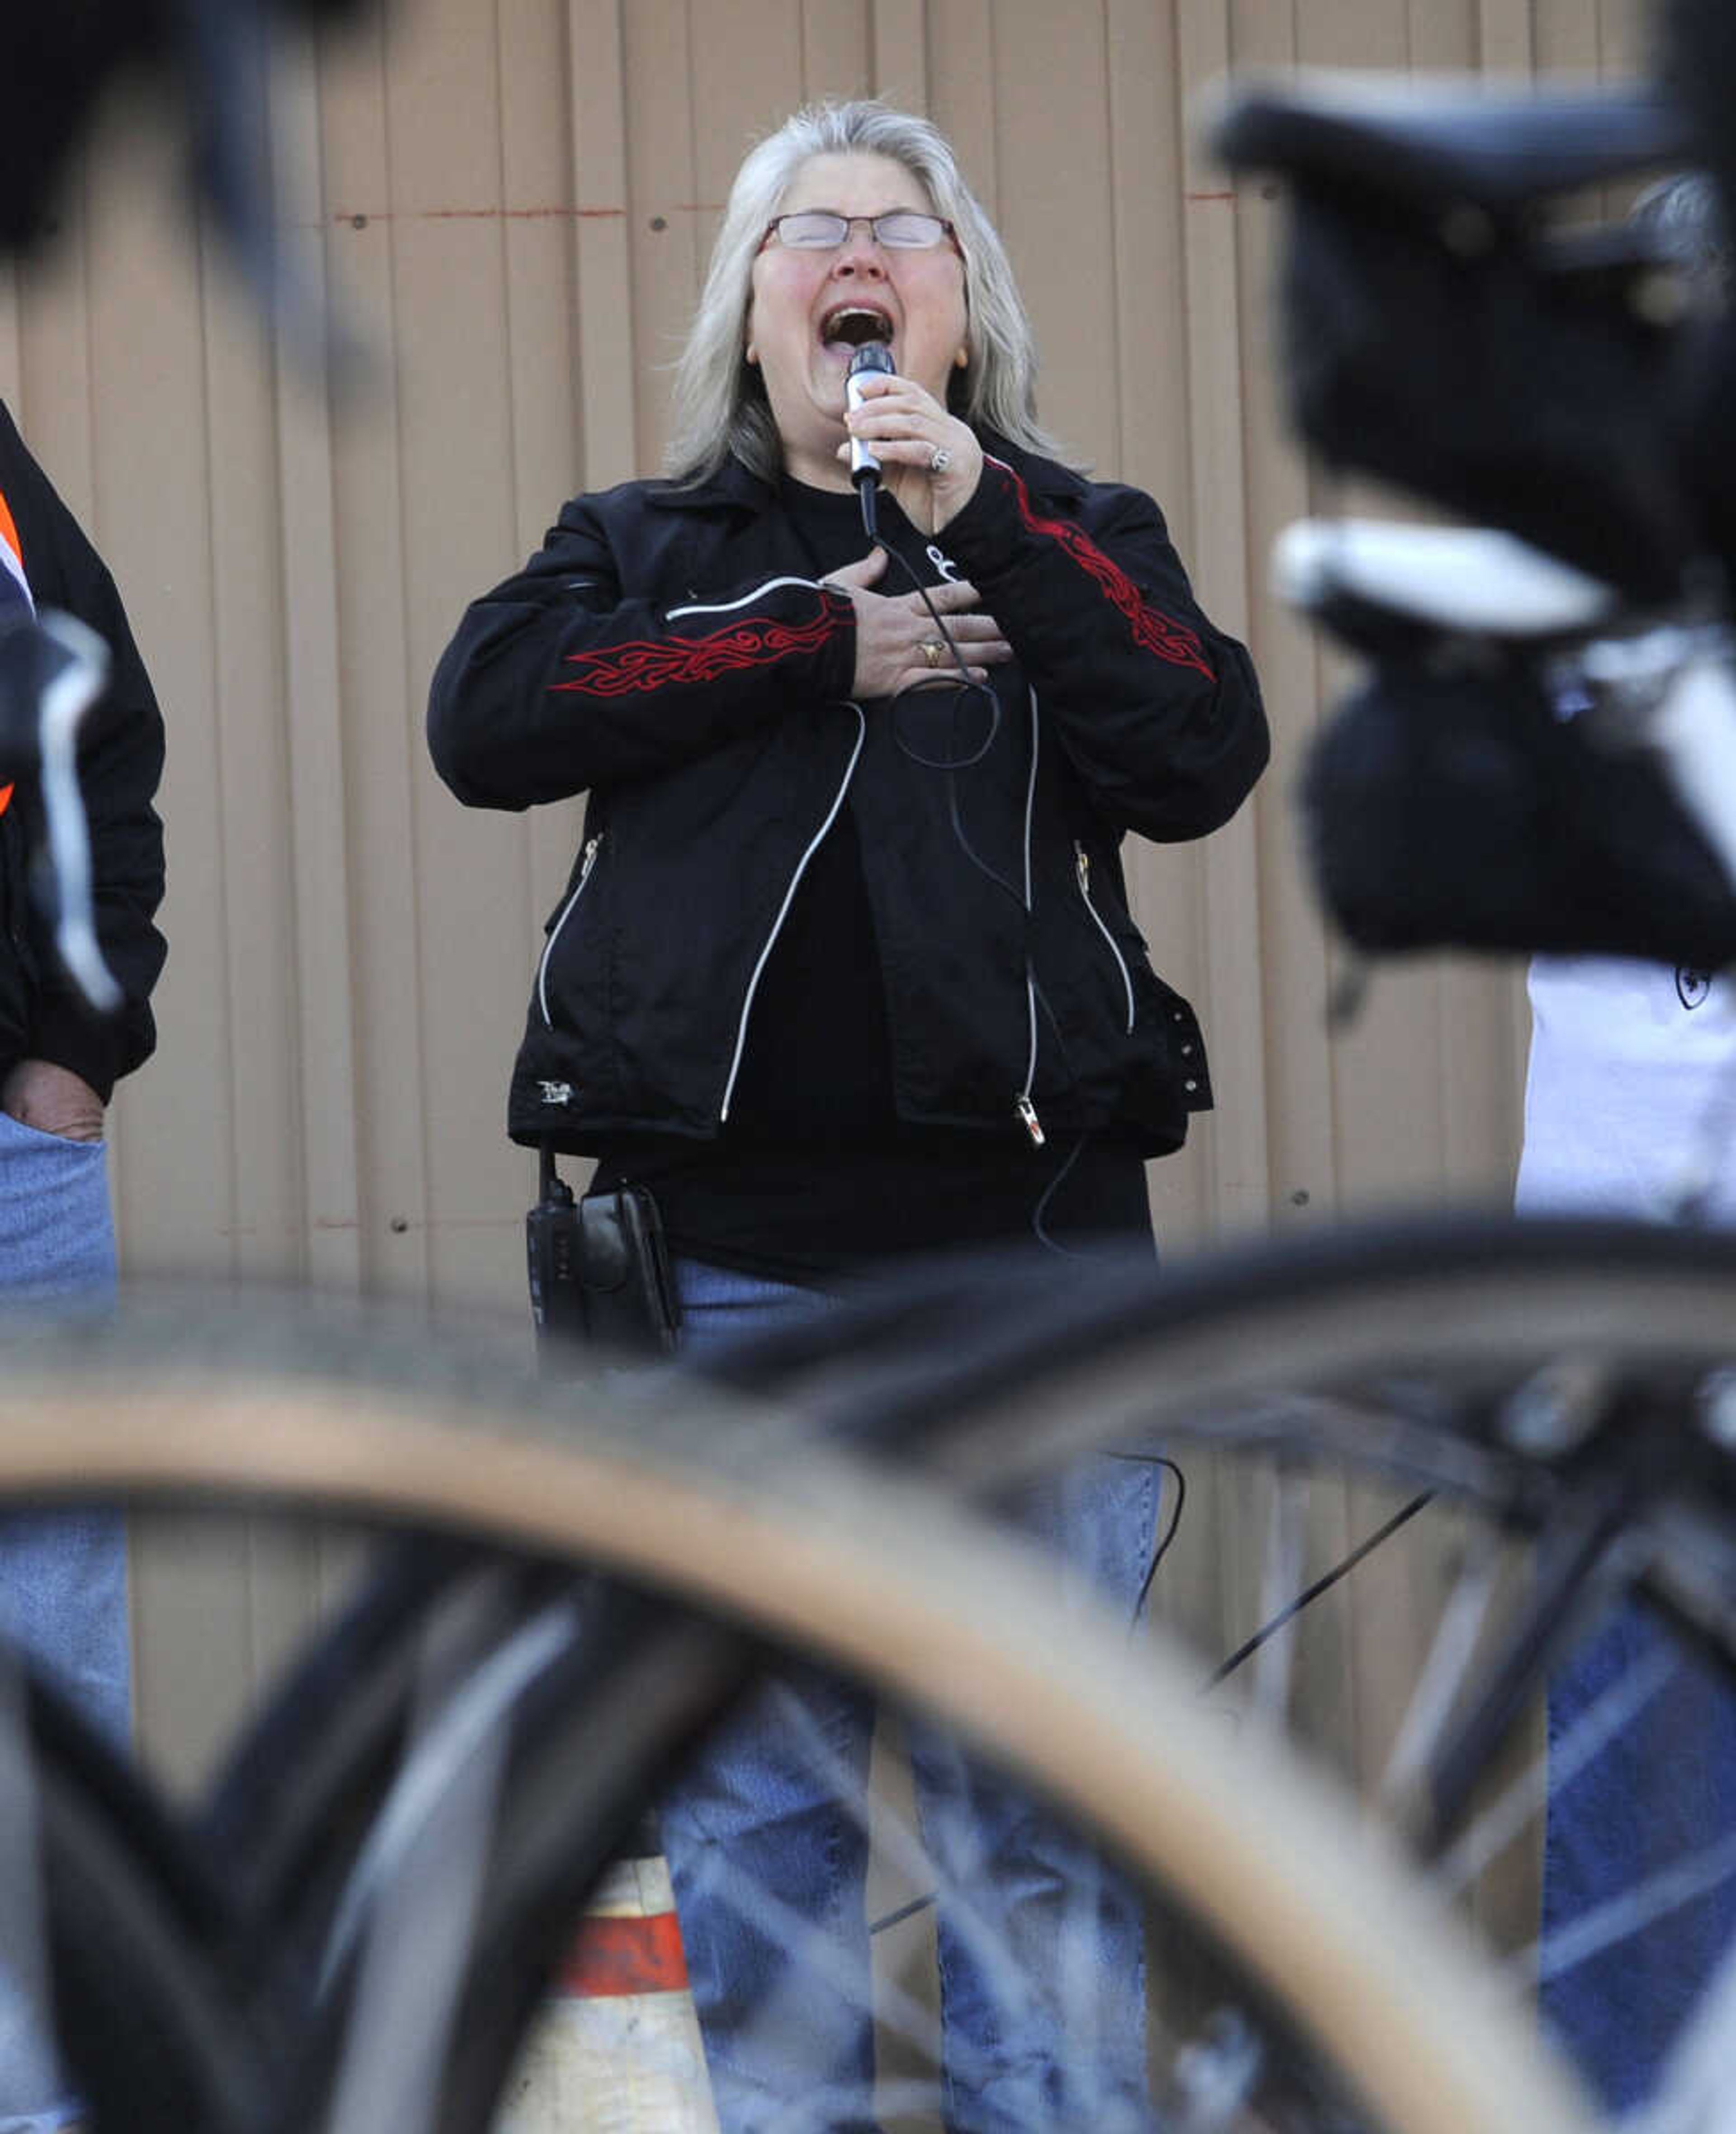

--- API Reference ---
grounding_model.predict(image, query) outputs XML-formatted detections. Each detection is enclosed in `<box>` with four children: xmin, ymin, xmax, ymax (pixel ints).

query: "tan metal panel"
<box><xmin>80</xmin><ymin>129</ymin><xmax>236</xmax><ymax>1278</ymax></box>
<box><xmin>319</xmin><ymin>9</ymin><xmax>440</xmax><ymax>1301</ymax></box>
<box><xmin>871</xmin><ymin>0</ymin><xmax>929</xmax><ymax>107</ymax></box>
<box><xmin>693</xmin><ymin>2</ymin><xmax>809</xmax><ymax>199</ymax></box>
<box><xmin>987</xmin><ymin>6</ymin><xmax>1123</xmax><ymax>473</ymax></box>
<box><xmin>387</xmin><ymin>0</ymin><xmax>546</xmax><ymax>1314</ymax></box>
<box><xmin>1407</xmin><ymin>0</ymin><xmax>1478</xmax><ymax>66</ymax></box>
<box><xmin>1105</xmin><ymin>0</ymin><xmax>1194</xmax><ymax>519</ymax></box>
<box><xmin>1175</xmin><ymin>0</ymin><xmax>1271</xmax><ymax>1242</ymax></box>
<box><xmin>1599</xmin><ymin>0</ymin><xmax>1643</xmax><ymax>72</ymax></box>
<box><xmin>1297</xmin><ymin>0</ymin><xmax>1410</xmax><ymax>66</ymax></box>
<box><xmin>570</xmin><ymin>0</ymin><xmax>642</xmax><ymax>492</ymax></box>
<box><xmin>275</xmin><ymin>36</ymin><xmax>367</xmax><ymax>1293</ymax></box>
<box><xmin>54</xmin><ymin>126</ymin><xmax>272</xmax><ymax>1782</ymax></box>
<box><xmin>801</xmin><ymin>0</ymin><xmax>873</xmax><ymax>94</ymax></box>
<box><xmin>927</xmin><ymin>2</ymin><xmax>998</xmax><ymax>214</ymax></box>
<box><xmin>1535</xmin><ymin>0</ymin><xmax>1600</xmax><ymax>70</ymax></box>
<box><xmin>622</xmin><ymin>1</ymin><xmax>702</xmax><ymax>473</ymax></box>
<box><xmin>195</xmin><ymin>258</ymin><xmax>304</xmax><ymax>1285</ymax></box>
<box><xmin>1480</xmin><ymin>0</ymin><xmax>1538</xmax><ymax>71</ymax></box>
<box><xmin>1223</xmin><ymin>11</ymin><xmax>1342</xmax><ymax>1238</ymax></box>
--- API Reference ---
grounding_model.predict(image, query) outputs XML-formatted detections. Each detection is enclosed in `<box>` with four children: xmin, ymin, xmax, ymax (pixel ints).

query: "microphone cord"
<box><xmin>1203</xmin><ymin>1489</ymin><xmax>1434</xmax><ymax>1691</ymax></box>
<box><xmin>855</xmin><ymin>475</ymin><xmax>1159</xmax><ymax>1278</ymax></box>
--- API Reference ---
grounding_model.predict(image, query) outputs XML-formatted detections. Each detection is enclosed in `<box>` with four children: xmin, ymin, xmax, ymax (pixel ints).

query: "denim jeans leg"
<box><xmin>661</xmin><ymin>1666</ymin><xmax>880</xmax><ymax>2131</ymax></box>
<box><xmin>0</xmin><ymin>1114</ymin><xmax>130</xmax><ymax>2132</ymax></box>
<box><xmin>660</xmin><ymin>1261</ymin><xmax>880</xmax><ymax>2130</ymax></box>
<box><xmin>909</xmin><ymin>1454</ymin><xmax>1157</xmax><ymax>2134</ymax></box>
<box><xmin>1540</xmin><ymin>1600</ymin><xmax>1736</xmax><ymax>2111</ymax></box>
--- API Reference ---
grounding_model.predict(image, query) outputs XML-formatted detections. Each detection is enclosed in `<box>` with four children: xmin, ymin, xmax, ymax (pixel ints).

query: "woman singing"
<box><xmin>430</xmin><ymin>96</ymin><xmax>1267</xmax><ymax>2131</ymax></box>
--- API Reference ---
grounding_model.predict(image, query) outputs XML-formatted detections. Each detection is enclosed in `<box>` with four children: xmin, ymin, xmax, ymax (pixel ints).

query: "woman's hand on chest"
<box><xmin>823</xmin><ymin>546</ymin><xmax>1013</xmax><ymax>700</ymax></box>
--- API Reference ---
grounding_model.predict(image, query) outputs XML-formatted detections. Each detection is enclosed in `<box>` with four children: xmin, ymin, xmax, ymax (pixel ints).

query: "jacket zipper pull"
<box><xmin>1015</xmin><ymin>1094</ymin><xmax>1046</xmax><ymax>1146</ymax></box>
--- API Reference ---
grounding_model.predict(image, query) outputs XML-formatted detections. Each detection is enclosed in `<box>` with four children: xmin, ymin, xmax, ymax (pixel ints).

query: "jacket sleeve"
<box><xmin>938</xmin><ymin>454</ymin><xmax>1269</xmax><ymax>841</ymax></box>
<box><xmin>428</xmin><ymin>492</ymin><xmax>859</xmax><ymax>810</ymax></box>
<box><xmin>0</xmin><ymin>411</ymin><xmax>166</xmax><ymax>1100</ymax></box>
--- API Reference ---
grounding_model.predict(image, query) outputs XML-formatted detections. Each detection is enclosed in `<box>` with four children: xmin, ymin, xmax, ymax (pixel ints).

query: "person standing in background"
<box><xmin>0</xmin><ymin>396</ymin><xmax>166</xmax><ymax>2132</ymax></box>
<box><xmin>1523</xmin><ymin>173</ymin><xmax>1736</xmax><ymax>2118</ymax></box>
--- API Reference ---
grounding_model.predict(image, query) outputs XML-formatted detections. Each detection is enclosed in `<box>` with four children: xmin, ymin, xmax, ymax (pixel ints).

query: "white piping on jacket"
<box><xmin>667</xmin><ymin>577</ymin><xmax>827</xmax><ymax>621</ymax></box>
<box><xmin>1020</xmin><ymin>686</ymin><xmax>1041</xmax><ymax>1110</ymax></box>
<box><xmin>537</xmin><ymin>835</ymin><xmax>601</xmax><ymax>1028</ymax></box>
<box><xmin>1076</xmin><ymin>844</ymin><xmax>1137</xmax><ymax>1036</ymax></box>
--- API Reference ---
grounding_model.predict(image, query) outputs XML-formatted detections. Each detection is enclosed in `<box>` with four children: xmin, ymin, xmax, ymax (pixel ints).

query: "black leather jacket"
<box><xmin>0</xmin><ymin>402</ymin><xmax>165</xmax><ymax>1102</ymax></box>
<box><xmin>428</xmin><ymin>434</ymin><xmax>1267</xmax><ymax>1156</ymax></box>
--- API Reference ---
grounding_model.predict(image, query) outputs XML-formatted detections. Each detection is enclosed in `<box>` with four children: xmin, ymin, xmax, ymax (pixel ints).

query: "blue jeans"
<box><xmin>1540</xmin><ymin>1601</ymin><xmax>1736</xmax><ymax>2112</ymax></box>
<box><xmin>0</xmin><ymin>1111</ymin><xmax>129</xmax><ymax>2133</ymax></box>
<box><xmin>662</xmin><ymin>1259</ymin><xmax>1156</xmax><ymax>2133</ymax></box>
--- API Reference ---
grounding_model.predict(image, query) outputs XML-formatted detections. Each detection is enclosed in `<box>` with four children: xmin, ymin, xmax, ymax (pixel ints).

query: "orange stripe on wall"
<box><xmin>557</xmin><ymin>1911</ymin><xmax>690</xmax><ymax>1997</ymax></box>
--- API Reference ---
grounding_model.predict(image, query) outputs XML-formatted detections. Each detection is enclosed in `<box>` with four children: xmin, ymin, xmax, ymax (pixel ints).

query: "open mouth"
<box><xmin>819</xmin><ymin>304</ymin><xmax>894</xmax><ymax>354</ymax></box>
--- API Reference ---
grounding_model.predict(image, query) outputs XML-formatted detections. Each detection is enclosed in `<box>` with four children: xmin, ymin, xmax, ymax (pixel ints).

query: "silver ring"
<box><xmin>920</xmin><ymin>640</ymin><xmax>946</xmax><ymax>669</ymax></box>
<box><xmin>929</xmin><ymin>445</ymin><xmax>952</xmax><ymax>475</ymax></box>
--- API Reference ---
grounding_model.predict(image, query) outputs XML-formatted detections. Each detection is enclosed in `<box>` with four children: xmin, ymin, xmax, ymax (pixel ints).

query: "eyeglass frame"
<box><xmin>759</xmin><ymin>210</ymin><xmax>962</xmax><ymax>256</ymax></box>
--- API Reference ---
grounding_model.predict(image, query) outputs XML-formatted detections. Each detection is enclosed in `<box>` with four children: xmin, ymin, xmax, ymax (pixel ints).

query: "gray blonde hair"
<box><xmin>664</xmin><ymin>99</ymin><xmax>1071</xmax><ymax>484</ymax></box>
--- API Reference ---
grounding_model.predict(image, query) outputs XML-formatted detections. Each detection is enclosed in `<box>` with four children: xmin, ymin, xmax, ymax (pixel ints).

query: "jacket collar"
<box><xmin>644</xmin><ymin>428</ymin><xmax>1089</xmax><ymax>517</ymax></box>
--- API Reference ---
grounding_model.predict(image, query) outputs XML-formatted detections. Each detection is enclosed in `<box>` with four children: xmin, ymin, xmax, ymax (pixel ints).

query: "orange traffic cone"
<box><xmin>494</xmin><ymin>1851</ymin><xmax>718</xmax><ymax>2133</ymax></box>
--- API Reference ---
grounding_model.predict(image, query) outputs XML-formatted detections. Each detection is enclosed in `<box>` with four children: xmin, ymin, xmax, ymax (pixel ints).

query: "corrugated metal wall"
<box><xmin>0</xmin><ymin>0</ymin><xmax>1640</xmax><ymax>1782</ymax></box>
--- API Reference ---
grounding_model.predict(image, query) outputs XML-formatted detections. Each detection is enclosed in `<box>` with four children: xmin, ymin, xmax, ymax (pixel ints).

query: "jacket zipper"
<box><xmin>719</xmin><ymin>707</ymin><xmax>867</xmax><ymax>1124</ymax></box>
<box><xmin>537</xmin><ymin>834</ymin><xmax>602</xmax><ymax>1029</ymax></box>
<box><xmin>1017</xmin><ymin>688</ymin><xmax>1045</xmax><ymax>1145</ymax></box>
<box><xmin>1075</xmin><ymin>842</ymin><xmax>1136</xmax><ymax>1036</ymax></box>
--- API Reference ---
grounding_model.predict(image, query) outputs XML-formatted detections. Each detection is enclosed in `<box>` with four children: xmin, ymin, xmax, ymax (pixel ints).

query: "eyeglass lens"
<box><xmin>774</xmin><ymin>211</ymin><xmax>948</xmax><ymax>249</ymax></box>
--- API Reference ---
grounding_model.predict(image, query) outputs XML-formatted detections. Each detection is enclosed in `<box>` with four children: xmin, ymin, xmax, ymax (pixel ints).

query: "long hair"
<box><xmin>664</xmin><ymin>99</ymin><xmax>1071</xmax><ymax>484</ymax></box>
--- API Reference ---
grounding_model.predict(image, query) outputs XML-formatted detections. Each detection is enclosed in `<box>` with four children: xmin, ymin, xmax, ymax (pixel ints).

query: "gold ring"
<box><xmin>920</xmin><ymin>640</ymin><xmax>947</xmax><ymax>668</ymax></box>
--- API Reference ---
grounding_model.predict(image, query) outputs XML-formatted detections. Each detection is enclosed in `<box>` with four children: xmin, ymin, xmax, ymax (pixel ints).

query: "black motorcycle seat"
<box><xmin>1210</xmin><ymin>71</ymin><xmax>1688</xmax><ymax>214</ymax></box>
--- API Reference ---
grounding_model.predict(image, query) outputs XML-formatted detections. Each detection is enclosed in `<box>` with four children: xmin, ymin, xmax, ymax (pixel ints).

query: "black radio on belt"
<box><xmin>527</xmin><ymin>1146</ymin><xmax>681</xmax><ymax>1365</ymax></box>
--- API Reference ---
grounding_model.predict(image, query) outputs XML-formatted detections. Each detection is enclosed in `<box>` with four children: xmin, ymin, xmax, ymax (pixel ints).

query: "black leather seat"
<box><xmin>1210</xmin><ymin>71</ymin><xmax>1689</xmax><ymax>213</ymax></box>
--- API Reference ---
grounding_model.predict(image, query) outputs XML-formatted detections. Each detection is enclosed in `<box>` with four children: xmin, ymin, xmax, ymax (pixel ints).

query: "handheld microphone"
<box><xmin>845</xmin><ymin>341</ymin><xmax>895</xmax><ymax>489</ymax></box>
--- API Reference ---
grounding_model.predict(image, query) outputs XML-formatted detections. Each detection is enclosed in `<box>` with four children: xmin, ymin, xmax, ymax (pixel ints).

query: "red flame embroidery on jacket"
<box><xmin>988</xmin><ymin>458</ymin><xmax>1214</xmax><ymax>679</ymax></box>
<box><xmin>553</xmin><ymin>611</ymin><xmax>840</xmax><ymax>698</ymax></box>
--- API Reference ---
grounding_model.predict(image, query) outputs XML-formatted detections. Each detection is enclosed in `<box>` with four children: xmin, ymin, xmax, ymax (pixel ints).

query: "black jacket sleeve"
<box><xmin>938</xmin><ymin>453</ymin><xmax>1268</xmax><ymax>841</ymax></box>
<box><xmin>0</xmin><ymin>404</ymin><xmax>166</xmax><ymax>1100</ymax></box>
<box><xmin>428</xmin><ymin>489</ymin><xmax>859</xmax><ymax>810</ymax></box>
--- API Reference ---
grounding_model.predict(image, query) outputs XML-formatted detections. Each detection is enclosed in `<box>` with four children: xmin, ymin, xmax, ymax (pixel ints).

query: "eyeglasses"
<box><xmin>761</xmin><ymin>210</ymin><xmax>957</xmax><ymax>252</ymax></box>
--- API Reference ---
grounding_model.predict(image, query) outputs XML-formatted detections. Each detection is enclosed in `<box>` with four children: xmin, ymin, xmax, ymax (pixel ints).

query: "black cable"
<box><xmin>846</xmin><ymin>492</ymin><xmax>1012</xmax><ymax>867</ymax></box>
<box><xmin>1031</xmin><ymin>1133</ymin><xmax>1090</xmax><ymax>1258</ymax></box>
<box><xmin>1122</xmin><ymin>1453</ymin><xmax>1187</xmax><ymax>1622</ymax></box>
<box><xmin>847</xmin><ymin>501</ymin><xmax>1111</xmax><ymax>1262</ymax></box>
<box><xmin>874</xmin><ymin>532</ymin><xmax>1126</xmax><ymax>1264</ymax></box>
<box><xmin>1203</xmin><ymin>1490</ymin><xmax>1434</xmax><ymax>1691</ymax></box>
<box><xmin>869</xmin><ymin>1890</ymin><xmax>936</xmax><ymax>1935</ymax></box>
